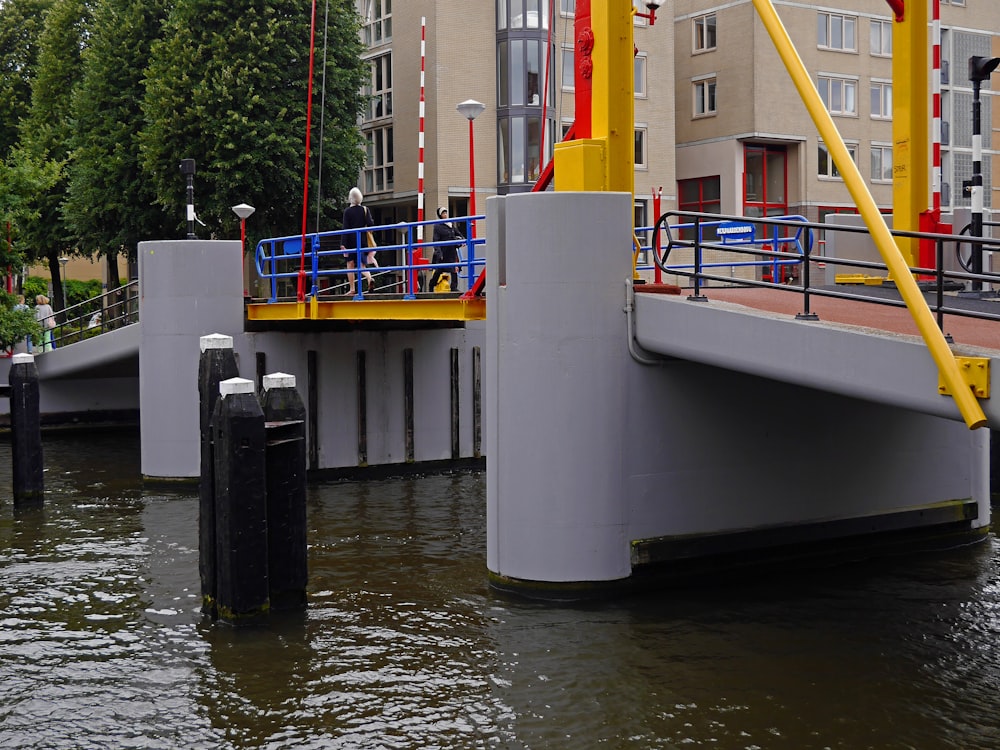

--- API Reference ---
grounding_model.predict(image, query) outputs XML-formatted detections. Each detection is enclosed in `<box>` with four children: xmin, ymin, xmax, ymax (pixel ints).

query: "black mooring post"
<box><xmin>261</xmin><ymin>372</ymin><xmax>308</xmax><ymax>611</ymax></box>
<box><xmin>198</xmin><ymin>334</ymin><xmax>239</xmax><ymax>617</ymax></box>
<box><xmin>10</xmin><ymin>353</ymin><xmax>43</xmax><ymax>506</ymax></box>
<box><xmin>213</xmin><ymin>377</ymin><xmax>268</xmax><ymax>625</ymax></box>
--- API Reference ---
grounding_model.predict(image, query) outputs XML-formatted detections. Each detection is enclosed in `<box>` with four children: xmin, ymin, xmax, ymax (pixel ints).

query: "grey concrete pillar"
<box><xmin>139</xmin><ymin>239</ymin><xmax>245</xmax><ymax>479</ymax></box>
<box><xmin>485</xmin><ymin>192</ymin><xmax>634</xmax><ymax>591</ymax></box>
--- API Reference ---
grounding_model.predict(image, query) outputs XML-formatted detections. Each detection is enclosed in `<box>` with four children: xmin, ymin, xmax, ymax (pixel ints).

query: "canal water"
<box><xmin>2</xmin><ymin>430</ymin><xmax>1000</xmax><ymax>749</ymax></box>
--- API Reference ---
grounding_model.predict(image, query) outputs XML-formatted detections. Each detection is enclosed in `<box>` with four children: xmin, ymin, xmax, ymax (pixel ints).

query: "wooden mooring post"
<box><xmin>9</xmin><ymin>353</ymin><xmax>43</xmax><ymax>506</ymax></box>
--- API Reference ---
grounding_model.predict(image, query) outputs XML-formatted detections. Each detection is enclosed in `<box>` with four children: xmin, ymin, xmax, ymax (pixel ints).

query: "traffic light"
<box><xmin>969</xmin><ymin>56</ymin><xmax>1000</xmax><ymax>84</ymax></box>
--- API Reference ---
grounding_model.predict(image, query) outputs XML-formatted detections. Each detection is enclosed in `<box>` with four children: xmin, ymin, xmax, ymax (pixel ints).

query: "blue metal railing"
<box><xmin>254</xmin><ymin>215</ymin><xmax>486</xmax><ymax>302</ymax></box>
<box><xmin>631</xmin><ymin>215</ymin><xmax>809</xmax><ymax>281</ymax></box>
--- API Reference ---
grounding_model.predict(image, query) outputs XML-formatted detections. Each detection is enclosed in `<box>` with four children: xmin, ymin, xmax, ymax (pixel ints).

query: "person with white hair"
<box><xmin>340</xmin><ymin>186</ymin><xmax>375</xmax><ymax>295</ymax></box>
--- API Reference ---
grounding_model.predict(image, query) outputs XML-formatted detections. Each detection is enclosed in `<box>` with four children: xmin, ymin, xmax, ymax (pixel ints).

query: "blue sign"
<box><xmin>717</xmin><ymin>221</ymin><xmax>755</xmax><ymax>244</ymax></box>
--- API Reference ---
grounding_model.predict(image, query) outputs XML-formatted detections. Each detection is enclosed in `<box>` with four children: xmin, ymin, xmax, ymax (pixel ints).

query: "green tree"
<box><xmin>140</xmin><ymin>0</ymin><xmax>366</xmax><ymax>247</ymax></box>
<box><xmin>0</xmin><ymin>291</ymin><xmax>41</xmax><ymax>350</ymax></box>
<box><xmin>17</xmin><ymin>0</ymin><xmax>91</xmax><ymax>312</ymax></box>
<box><xmin>0</xmin><ymin>0</ymin><xmax>56</xmax><ymax>157</ymax></box>
<box><xmin>63</xmin><ymin>0</ymin><xmax>173</xmax><ymax>287</ymax></box>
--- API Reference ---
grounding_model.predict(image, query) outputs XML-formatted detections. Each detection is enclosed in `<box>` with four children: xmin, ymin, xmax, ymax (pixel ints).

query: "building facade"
<box><xmin>354</xmin><ymin>0</ymin><xmax>677</xmax><ymax>238</ymax></box>
<box><xmin>673</xmin><ymin>0</ymin><xmax>999</xmax><ymax>235</ymax></box>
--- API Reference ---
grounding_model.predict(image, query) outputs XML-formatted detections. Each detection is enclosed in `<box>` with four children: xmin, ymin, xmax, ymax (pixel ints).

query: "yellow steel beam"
<box><xmin>751</xmin><ymin>0</ymin><xmax>987</xmax><ymax>430</ymax></box>
<box><xmin>892</xmin><ymin>1</ymin><xmax>929</xmax><ymax>266</ymax></box>
<box><xmin>246</xmin><ymin>298</ymin><xmax>487</xmax><ymax>323</ymax></box>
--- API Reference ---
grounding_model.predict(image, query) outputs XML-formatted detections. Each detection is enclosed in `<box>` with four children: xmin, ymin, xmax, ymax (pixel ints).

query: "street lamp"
<box><xmin>232</xmin><ymin>203</ymin><xmax>256</xmax><ymax>298</ymax></box>
<box><xmin>966</xmin><ymin>56</ymin><xmax>1000</xmax><ymax>294</ymax></box>
<box><xmin>457</xmin><ymin>99</ymin><xmax>486</xmax><ymax>239</ymax></box>
<box><xmin>634</xmin><ymin>0</ymin><xmax>663</xmax><ymax>26</ymax></box>
<box><xmin>58</xmin><ymin>256</ymin><xmax>68</xmax><ymax>311</ymax></box>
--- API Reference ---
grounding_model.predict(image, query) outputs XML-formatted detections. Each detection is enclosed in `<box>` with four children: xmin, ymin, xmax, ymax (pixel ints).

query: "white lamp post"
<box><xmin>457</xmin><ymin>99</ymin><xmax>486</xmax><ymax>239</ymax></box>
<box><xmin>58</xmin><ymin>256</ymin><xmax>68</xmax><ymax>309</ymax></box>
<box><xmin>232</xmin><ymin>203</ymin><xmax>256</xmax><ymax>297</ymax></box>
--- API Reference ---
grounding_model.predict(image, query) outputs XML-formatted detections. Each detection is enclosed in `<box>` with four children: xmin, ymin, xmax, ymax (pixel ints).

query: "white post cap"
<box><xmin>219</xmin><ymin>377</ymin><xmax>254</xmax><ymax>397</ymax></box>
<box><xmin>200</xmin><ymin>333</ymin><xmax>234</xmax><ymax>352</ymax></box>
<box><xmin>11</xmin><ymin>353</ymin><xmax>34</xmax><ymax>365</ymax></box>
<box><xmin>263</xmin><ymin>372</ymin><xmax>296</xmax><ymax>391</ymax></box>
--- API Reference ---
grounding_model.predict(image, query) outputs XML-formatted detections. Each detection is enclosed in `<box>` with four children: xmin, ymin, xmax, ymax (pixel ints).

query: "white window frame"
<box><xmin>870</xmin><ymin>19</ymin><xmax>892</xmax><ymax>58</ymax></box>
<box><xmin>561</xmin><ymin>46</ymin><xmax>575</xmax><ymax>91</ymax></box>
<box><xmin>364</xmin><ymin>53</ymin><xmax>392</xmax><ymax>123</ymax></box>
<box><xmin>363</xmin><ymin>125</ymin><xmax>393</xmax><ymax>194</ymax></box>
<box><xmin>870</xmin><ymin>80</ymin><xmax>892</xmax><ymax>120</ymax></box>
<box><xmin>634</xmin><ymin>126</ymin><xmax>647</xmax><ymax>169</ymax></box>
<box><xmin>560</xmin><ymin>0</ymin><xmax>574</xmax><ymax>17</ymax></box>
<box><xmin>818</xmin><ymin>12</ymin><xmax>857</xmax><ymax>53</ymax></box>
<box><xmin>818</xmin><ymin>74</ymin><xmax>857</xmax><ymax>116</ymax></box>
<box><xmin>363</xmin><ymin>0</ymin><xmax>392</xmax><ymax>47</ymax></box>
<box><xmin>818</xmin><ymin>140</ymin><xmax>858</xmax><ymax>180</ymax></box>
<box><xmin>634</xmin><ymin>53</ymin><xmax>647</xmax><ymax>98</ymax></box>
<box><xmin>693</xmin><ymin>13</ymin><xmax>717</xmax><ymax>53</ymax></box>
<box><xmin>871</xmin><ymin>143</ymin><xmax>893</xmax><ymax>183</ymax></box>
<box><xmin>693</xmin><ymin>75</ymin><xmax>717</xmax><ymax>118</ymax></box>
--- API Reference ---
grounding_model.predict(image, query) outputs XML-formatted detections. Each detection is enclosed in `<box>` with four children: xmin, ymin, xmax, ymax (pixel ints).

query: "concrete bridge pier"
<box><xmin>485</xmin><ymin>192</ymin><xmax>989</xmax><ymax>597</ymax></box>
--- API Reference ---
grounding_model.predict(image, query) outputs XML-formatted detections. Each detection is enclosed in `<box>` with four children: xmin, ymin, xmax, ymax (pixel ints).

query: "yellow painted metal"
<box><xmin>553</xmin><ymin>0</ymin><xmax>635</xmax><ymax>195</ymax></box>
<box><xmin>891</xmin><ymin>3</ymin><xmax>929</xmax><ymax>267</ymax></box>
<box><xmin>554</xmin><ymin>139</ymin><xmax>608</xmax><ymax>191</ymax></box>
<box><xmin>590</xmin><ymin>0</ymin><xmax>635</xmax><ymax>194</ymax></box>
<box><xmin>835</xmin><ymin>273</ymin><xmax>885</xmax><ymax>286</ymax></box>
<box><xmin>246</xmin><ymin>298</ymin><xmax>487</xmax><ymax>323</ymax></box>
<box><xmin>939</xmin><ymin>357</ymin><xmax>990</xmax><ymax>399</ymax></box>
<box><xmin>751</xmin><ymin>0</ymin><xmax>987</xmax><ymax>430</ymax></box>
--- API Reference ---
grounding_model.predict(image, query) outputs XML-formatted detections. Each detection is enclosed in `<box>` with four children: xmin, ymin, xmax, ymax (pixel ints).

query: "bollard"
<box><xmin>9</xmin><ymin>354</ymin><xmax>43</xmax><ymax>505</ymax></box>
<box><xmin>212</xmin><ymin>377</ymin><xmax>268</xmax><ymax>625</ymax></box>
<box><xmin>198</xmin><ymin>334</ymin><xmax>240</xmax><ymax>616</ymax></box>
<box><xmin>261</xmin><ymin>372</ymin><xmax>309</xmax><ymax>611</ymax></box>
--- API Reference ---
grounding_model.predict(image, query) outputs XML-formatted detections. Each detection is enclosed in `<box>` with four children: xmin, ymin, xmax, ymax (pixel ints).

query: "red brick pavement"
<box><xmin>640</xmin><ymin>284</ymin><xmax>1000</xmax><ymax>352</ymax></box>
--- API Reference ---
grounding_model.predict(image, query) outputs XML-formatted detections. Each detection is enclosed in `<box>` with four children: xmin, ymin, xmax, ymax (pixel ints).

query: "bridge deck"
<box><xmin>671</xmin><ymin>285</ymin><xmax>1000</xmax><ymax>352</ymax></box>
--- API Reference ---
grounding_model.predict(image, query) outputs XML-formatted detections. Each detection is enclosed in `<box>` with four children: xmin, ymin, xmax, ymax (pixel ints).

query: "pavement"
<box><xmin>680</xmin><ymin>282</ymin><xmax>1000</xmax><ymax>352</ymax></box>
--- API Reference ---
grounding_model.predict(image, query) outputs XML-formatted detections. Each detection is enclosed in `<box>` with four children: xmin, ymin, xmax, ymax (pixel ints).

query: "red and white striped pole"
<box><xmin>417</xmin><ymin>17</ymin><xmax>426</xmax><ymax>242</ymax></box>
<box><xmin>931</xmin><ymin>0</ymin><xmax>941</xmax><ymax>214</ymax></box>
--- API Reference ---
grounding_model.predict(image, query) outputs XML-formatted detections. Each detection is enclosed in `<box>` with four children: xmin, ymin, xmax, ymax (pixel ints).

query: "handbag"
<box><xmin>365</xmin><ymin>231</ymin><xmax>377</xmax><ymax>248</ymax></box>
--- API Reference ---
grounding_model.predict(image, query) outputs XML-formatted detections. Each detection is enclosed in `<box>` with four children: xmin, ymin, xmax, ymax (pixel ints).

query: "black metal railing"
<box><xmin>649</xmin><ymin>211</ymin><xmax>1000</xmax><ymax>333</ymax></box>
<box><xmin>45</xmin><ymin>280</ymin><xmax>139</xmax><ymax>350</ymax></box>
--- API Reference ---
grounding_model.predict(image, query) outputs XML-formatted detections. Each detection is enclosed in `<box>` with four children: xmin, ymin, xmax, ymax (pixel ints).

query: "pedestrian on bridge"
<box><xmin>34</xmin><ymin>295</ymin><xmax>55</xmax><ymax>353</ymax></box>
<box><xmin>341</xmin><ymin>187</ymin><xmax>376</xmax><ymax>295</ymax></box>
<box><xmin>430</xmin><ymin>207</ymin><xmax>463</xmax><ymax>292</ymax></box>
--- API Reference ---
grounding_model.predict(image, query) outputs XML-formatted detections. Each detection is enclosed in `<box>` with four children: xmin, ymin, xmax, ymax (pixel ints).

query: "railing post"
<box><xmin>796</xmin><ymin>227</ymin><xmax>819</xmax><ymax>320</ymax></box>
<box><xmin>688</xmin><ymin>216</ymin><xmax>708</xmax><ymax>302</ymax></box>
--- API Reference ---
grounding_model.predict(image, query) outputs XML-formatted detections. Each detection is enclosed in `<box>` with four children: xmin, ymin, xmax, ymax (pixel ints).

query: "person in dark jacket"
<box><xmin>430</xmin><ymin>207</ymin><xmax>463</xmax><ymax>292</ymax></box>
<box><xmin>341</xmin><ymin>187</ymin><xmax>375</xmax><ymax>294</ymax></box>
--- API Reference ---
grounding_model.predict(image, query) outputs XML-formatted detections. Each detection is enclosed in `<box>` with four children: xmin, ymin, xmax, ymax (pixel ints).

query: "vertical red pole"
<box><xmin>653</xmin><ymin>187</ymin><xmax>662</xmax><ymax>285</ymax></box>
<box><xmin>469</xmin><ymin>118</ymin><xmax>478</xmax><ymax>239</ymax></box>
<box><xmin>574</xmin><ymin>0</ymin><xmax>593</xmax><ymax>140</ymax></box>
<box><xmin>297</xmin><ymin>0</ymin><xmax>319</xmax><ymax>302</ymax></box>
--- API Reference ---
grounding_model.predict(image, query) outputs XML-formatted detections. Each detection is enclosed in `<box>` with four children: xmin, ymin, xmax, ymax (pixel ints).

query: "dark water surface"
<box><xmin>2</xmin><ymin>430</ymin><xmax>1000</xmax><ymax>749</ymax></box>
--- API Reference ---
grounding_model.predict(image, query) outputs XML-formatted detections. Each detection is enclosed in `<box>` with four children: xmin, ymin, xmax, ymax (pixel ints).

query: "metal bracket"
<box><xmin>939</xmin><ymin>356</ymin><xmax>990</xmax><ymax>399</ymax></box>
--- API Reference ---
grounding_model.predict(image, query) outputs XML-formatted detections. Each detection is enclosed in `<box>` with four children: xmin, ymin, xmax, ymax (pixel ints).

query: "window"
<box><xmin>744</xmin><ymin>145</ymin><xmax>787</xmax><ymax>217</ymax></box>
<box><xmin>634</xmin><ymin>200</ymin><xmax>649</xmax><ymax>264</ymax></box>
<box><xmin>561</xmin><ymin>46</ymin><xmax>574</xmax><ymax>90</ymax></box>
<box><xmin>499</xmin><ymin>37</ymin><xmax>552</xmax><ymax>107</ymax></box>
<box><xmin>693</xmin><ymin>77</ymin><xmax>717</xmax><ymax>117</ymax></box>
<box><xmin>818</xmin><ymin>12</ymin><xmax>856</xmax><ymax>52</ymax></box>
<box><xmin>560</xmin><ymin>0</ymin><xmax>574</xmax><ymax>15</ymax></box>
<box><xmin>678</xmin><ymin>176</ymin><xmax>721</xmax><ymax>240</ymax></box>
<box><xmin>508</xmin><ymin>0</ymin><xmax>550</xmax><ymax>30</ymax></box>
<box><xmin>694</xmin><ymin>13</ymin><xmax>717</xmax><ymax>53</ymax></box>
<box><xmin>635</xmin><ymin>127</ymin><xmax>647</xmax><ymax>169</ymax></box>
<box><xmin>363</xmin><ymin>0</ymin><xmax>391</xmax><ymax>47</ymax></box>
<box><xmin>871</xmin><ymin>144</ymin><xmax>892</xmax><ymax>182</ymax></box>
<box><xmin>818</xmin><ymin>140</ymin><xmax>857</xmax><ymax>179</ymax></box>
<box><xmin>498</xmin><ymin>115</ymin><xmax>556</xmax><ymax>185</ymax></box>
<box><xmin>365</xmin><ymin>54</ymin><xmax>392</xmax><ymax>121</ymax></box>
<box><xmin>870</xmin><ymin>81</ymin><xmax>892</xmax><ymax>120</ymax></box>
<box><xmin>818</xmin><ymin>75</ymin><xmax>857</xmax><ymax>116</ymax></box>
<box><xmin>870</xmin><ymin>19</ymin><xmax>891</xmax><ymax>57</ymax></box>
<box><xmin>941</xmin><ymin>0</ymin><xmax>965</xmax><ymax>5</ymax></box>
<box><xmin>363</xmin><ymin>126</ymin><xmax>393</xmax><ymax>194</ymax></box>
<box><xmin>634</xmin><ymin>54</ymin><xmax>646</xmax><ymax>98</ymax></box>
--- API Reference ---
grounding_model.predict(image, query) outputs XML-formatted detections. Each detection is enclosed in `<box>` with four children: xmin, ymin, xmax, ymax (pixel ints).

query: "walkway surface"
<box><xmin>680</xmin><ymin>284</ymin><xmax>1000</xmax><ymax>352</ymax></box>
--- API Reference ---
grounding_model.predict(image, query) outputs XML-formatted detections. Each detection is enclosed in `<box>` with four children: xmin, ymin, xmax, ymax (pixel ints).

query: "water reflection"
<box><xmin>1</xmin><ymin>431</ymin><xmax>1000</xmax><ymax>748</ymax></box>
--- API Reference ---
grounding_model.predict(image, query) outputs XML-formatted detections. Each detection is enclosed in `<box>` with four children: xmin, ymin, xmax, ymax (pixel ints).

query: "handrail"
<box><xmin>254</xmin><ymin>215</ymin><xmax>486</xmax><ymax>302</ymax></box>
<box><xmin>42</xmin><ymin>280</ymin><xmax>139</xmax><ymax>350</ymax></box>
<box><xmin>643</xmin><ymin>210</ymin><xmax>998</xmax><ymax>429</ymax></box>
